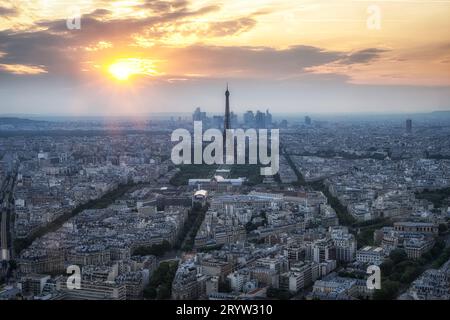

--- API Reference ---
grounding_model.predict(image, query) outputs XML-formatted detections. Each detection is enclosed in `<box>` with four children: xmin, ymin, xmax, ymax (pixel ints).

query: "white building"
<box><xmin>356</xmin><ymin>246</ymin><xmax>384</xmax><ymax>265</ymax></box>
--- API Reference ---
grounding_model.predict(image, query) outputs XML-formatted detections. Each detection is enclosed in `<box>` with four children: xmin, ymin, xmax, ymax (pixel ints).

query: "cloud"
<box><xmin>339</xmin><ymin>48</ymin><xmax>387</xmax><ymax>65</ymax></box>
<box><xmin>202</xmin><ymin>18</ymin><xmax>257</xmax><ymax>37</ymax></box>
<box><xmin>0</xmin><ymin>2</ymin><xmax>223</xmax><ymax>76</ymax></box>
<box><xmin>0</xmin><ymin>5</ymin><xmax>18</xmax><ymax>17</ymax></box>
<box><xmin>0</xmin><ymin>64</ymin><xmax>47</xmax><ymax>75</ymax></box>
<box><xmin>0</xmin><ymin>21</ymin><xmax>383</xmax><ymax>82</ymax></box>
<box><xmin>22</xmin><ymin>3</ymin><xmax>222</xmax><ymax>48</ymax></box>
<box><xmin>0</xmin><ymin>2</ymin><xmax>323</xmax><ymax>79</ymax></box>
<box><xmin>135</xmin><ymin>0</ymin><xmax>190</xmax><ymax>12</ymax></box>
<box><xmin>156</xmin><ymin>45</ymin><xmax>345</xmax><ymax>78</ymax></box>
<box><xmin>0</xmin><ymin>29</ymin><xmax>80</xmax><ymax>75</ymax></box>
<box><xmin>0</xmin><ymin>2</ymin><xmax>394</xmax><ymax>82</ymax></box>
<box><xmin>85</xmin><ymin>8</ymin><xmax>112</xmax><ymax>19</ymax></box>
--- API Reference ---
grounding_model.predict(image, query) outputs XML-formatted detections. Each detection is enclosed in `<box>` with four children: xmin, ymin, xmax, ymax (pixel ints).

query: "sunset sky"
<box><xmin>0</xmin><ymin>0</ymin><xmax>449</xmax><ymax>115</ymax></box>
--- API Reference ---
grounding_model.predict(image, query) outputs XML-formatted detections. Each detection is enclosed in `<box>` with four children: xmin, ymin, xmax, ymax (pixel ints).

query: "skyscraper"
<box><xmin>244</xmin><ymin>111</ymin><xmax>255</xmax><ymax>127</ymax></box>
<box><xmin>255</xmin><ymin>111</ymin><xmax>266</xmax><ymax>129</ymax></box>
<box><xmin>230</xmin><ymin>112</ymin><xmax>238</xmax><ymax>128</ymax></box>
<box><xmin>224</xmin><ymin>84</ymin><xmax>231</xmax><ymax>135</ymax></box>
<box><xmin>406</xmin><ymin>119</ymin><xmax>412</xmax><ymax>133</ymax></box>
<box><xmin>265</xmin><ymin>109</ymin><xmax>272</xmax><ymax>128</ymax></box>
<box><xmin>193</xmin><ymin>107</ymin><xmax>207</xmax><ymax>122</ymax></box>
<box><xmin>305</xmin><ymin>116</ymin><xmax>312</xmax><ymax>125</ymax></box>
<box><xmin>213</xmin><ymin>115</ymin><xmax>224</xmax><ymax>130</ymax></box>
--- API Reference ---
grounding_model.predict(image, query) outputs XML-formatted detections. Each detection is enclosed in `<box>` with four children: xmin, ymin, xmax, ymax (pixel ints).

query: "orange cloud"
<box><xmin>0</xmin><ymin>63</ymin><xmax>47</xmax><ymax>75</ymax></box>
<box><xmin>0</xmin><ymin>0</ymin><xmax>448</xmax><ymax>87</ymax></box>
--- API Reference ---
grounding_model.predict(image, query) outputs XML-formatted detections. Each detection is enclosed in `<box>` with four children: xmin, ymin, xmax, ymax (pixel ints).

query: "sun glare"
<box><xmin>108</xmin><ymin>62</ymin><xmax>132</xmax><ymax>80</ymax></box>
<box><xmin>107</xmin><ymin>58</ymin><xmax>159</xmax><ymax>81</ymax></box>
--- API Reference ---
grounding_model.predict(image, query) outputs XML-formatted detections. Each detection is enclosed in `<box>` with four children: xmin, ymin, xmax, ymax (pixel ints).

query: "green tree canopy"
<box><xmin>389</xmin><ymin>249</ymin><xmax>407</xmax><ymax>264</ymax></box>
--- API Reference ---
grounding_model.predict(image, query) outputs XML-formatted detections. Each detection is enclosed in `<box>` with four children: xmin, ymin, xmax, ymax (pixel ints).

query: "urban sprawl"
<box><xmin>1</xmin><ymin>95</ymin><xmax>450</xmax><ymax>300</ymax></box>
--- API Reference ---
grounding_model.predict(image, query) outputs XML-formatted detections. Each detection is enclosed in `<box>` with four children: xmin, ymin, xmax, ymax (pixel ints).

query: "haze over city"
<box><xmin>0</xmin><ymin>0</ymin><xmax>450</xmax><ymax>115</ymax></box>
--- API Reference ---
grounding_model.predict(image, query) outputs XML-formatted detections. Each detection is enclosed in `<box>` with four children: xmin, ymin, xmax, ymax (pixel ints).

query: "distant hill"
<box><xmin>430</xmin><ymin>110</ymin><xmax>450</xmax><ymax>115</ymax></box>
<box><xmin>0</xmin><ymin>117</ymin><xmax>48</xmax><ymax>126</ymax></box>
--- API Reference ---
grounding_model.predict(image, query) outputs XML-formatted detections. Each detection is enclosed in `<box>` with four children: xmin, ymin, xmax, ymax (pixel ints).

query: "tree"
<box><xmin>133</xmin><ymin>240</ymin><xmax>171</xmax><ymax>257</ymax></box>
<box><xmin>143</xmin><ymin>261</ymin><xmax>179</xmax><ymax>300</ymax></box>
<box><xmin>380</xmin><ymin>258</ymin><xmax>394</xmax><ymax>275</ymax></box>
<box><xmin>373</xmin><ymin>280</ymin><xmax>400</xmax><ymax>300</ymax></box>
<box><xmin>143</xmin><ymin>287</ymin><xmax>157</xmax><ymax>299</ymax></box>
<box><xmin>389</xmin><ymin>249</ymin><xmax>407</xmax><ymax>264</ymax></box>
<box><xmin>157</xmin><ymin>284</ymin><xmax>171</xmax><ymax>299</ymax></box>
<box><xmin>438</xmin><ymin>223</ymin><xmax>448</xmax><ymax>235</ymax></box>
<box><xmin>400</xmin><ymin>266</ymin><xmax>423</xmax><ymax>284</ymax></box>
<box><xmin>245</xmin><ymin>221</ymin><xmax>257</xmax><ymax>233</ymax></box>
<box><xmin>422</xmin><ymin>251</ymin><xmax>433</xmax><ymax>262</ymax></box>
<box><xmin>435</xmin><ymin>238</ymin><xmax>446</xmax><ymax>249</ymax></box>
<box><xmin>8</xmin><ymin>260</ymin><xmax>17</xmax><ymax>270</ymax></box>
<box><xmin>266</xmin><ymin>287</ymin><xmax>291</xmax><ymax>300</ymax></box>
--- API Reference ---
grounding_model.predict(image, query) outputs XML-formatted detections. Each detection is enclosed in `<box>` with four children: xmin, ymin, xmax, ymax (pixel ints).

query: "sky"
<box><xmin>0</xmin><ymin>0</ymin><xmax>449</xmax><ymax>116</ymax></box>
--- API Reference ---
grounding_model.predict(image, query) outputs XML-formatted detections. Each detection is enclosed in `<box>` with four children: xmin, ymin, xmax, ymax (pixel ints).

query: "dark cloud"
<box><xmin>0</xmin><ymin>5</ymin><xmax>18</xmax><ymax>17</ymax></box>
<box><xmin>0</xmin><ymin>29</ymin><xmax>79</xmax><ymax>75</ymax></box>
<box><xmin>340</xmin><ymin>48</ymin><xmax>387</xmax><ymax>64</ymax></box>
<box><xmin>30</xmin><ymin>4</ymin><xmax>221</xmax><ymax>45</ymax></box>
<box><xmin>158</xmin><ymin>45</ymin><xmax>345</xmax><ymax>78</ymax></box>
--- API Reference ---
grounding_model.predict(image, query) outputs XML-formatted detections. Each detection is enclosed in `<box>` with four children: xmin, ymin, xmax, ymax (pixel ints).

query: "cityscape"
<box><xmin>1</xmin><ymin>87</ymin><xmax>449</xmax><ymax>301</ymax></box>
<box><xmin>0</xmin><ymin>0</ymin><xmax>449</xmax><ymax>308</ymax></box>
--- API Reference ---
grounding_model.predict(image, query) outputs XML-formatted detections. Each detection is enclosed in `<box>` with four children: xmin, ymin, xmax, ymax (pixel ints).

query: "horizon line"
<box><xmin>1</xmin><ymin>110</ymin><xmax>450</xmax><ymax>118</ymax></box>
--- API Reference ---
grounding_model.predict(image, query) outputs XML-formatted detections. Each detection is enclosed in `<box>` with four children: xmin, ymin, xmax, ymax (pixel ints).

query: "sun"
<box><xmin>108</xmin><ymin>61</ymin><xmax>133</xmax><ymax>81</ymax></box>
<box><xmin>107</xmin><ymin>58</ymin><xmax>159</xmax><ymax>81</ymax></box>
